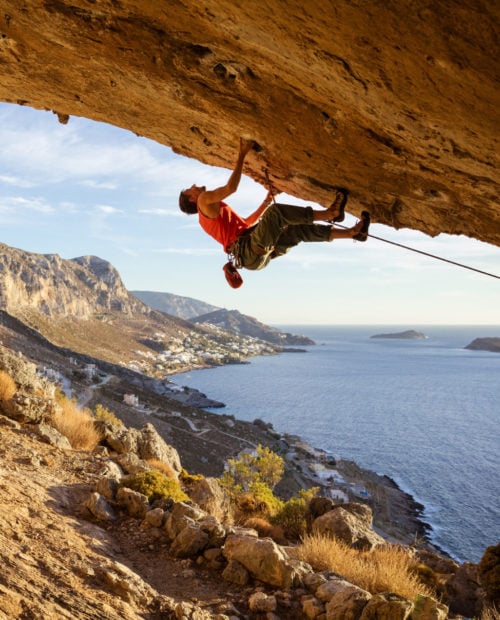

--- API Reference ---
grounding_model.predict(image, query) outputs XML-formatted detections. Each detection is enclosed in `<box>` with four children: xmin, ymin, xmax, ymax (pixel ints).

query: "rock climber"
<box><xmin>178</xmin><ymin>138</ymin><xmax>370</xmax><ymax>287</ymax></box>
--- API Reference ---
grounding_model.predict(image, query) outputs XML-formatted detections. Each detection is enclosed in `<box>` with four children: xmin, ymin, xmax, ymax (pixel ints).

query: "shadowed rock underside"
<box><xmin>0</xmin><ymin>1</ymin><xmax>498</xmax><ymax>245</ymax></box>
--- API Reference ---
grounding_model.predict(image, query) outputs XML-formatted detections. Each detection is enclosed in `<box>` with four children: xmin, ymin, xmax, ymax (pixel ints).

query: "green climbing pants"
<box><xmin>236</xmin><ymin>203</ymin><xmax>332</xmax><ymax>270</ymax></box>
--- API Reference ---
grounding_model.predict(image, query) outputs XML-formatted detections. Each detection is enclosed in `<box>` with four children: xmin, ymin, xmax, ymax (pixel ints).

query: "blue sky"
<box><xmin>1</xmin><ymin>103</ymin><xmax>499</xmax><ymax>326</ymax></box>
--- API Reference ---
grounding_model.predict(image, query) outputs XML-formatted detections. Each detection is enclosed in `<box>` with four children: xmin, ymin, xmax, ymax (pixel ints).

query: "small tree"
<box><xmin>220</xmin><ymin>444</ymin><xmax>284</xmax><ymax>498</ymax></box>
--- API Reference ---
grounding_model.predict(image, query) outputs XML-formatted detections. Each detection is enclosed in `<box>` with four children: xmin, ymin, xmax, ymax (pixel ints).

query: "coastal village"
<box><xmin>124</xmin><ymin>325</ymin><xmax>280</xmax><ymax>378</ymax></box>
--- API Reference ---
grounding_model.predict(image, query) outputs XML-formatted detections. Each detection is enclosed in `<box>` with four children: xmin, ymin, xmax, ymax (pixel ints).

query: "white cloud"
<box><xmin>151</xmin><ymin>247</ymin><xmax>219</xmax><ymax>256</ymax></box>
<box><xmin>0</xmin><ymin>195</ymin><xmax>54</xmax><ymax>213</ymax></box>
<box><xmin>138</xmin><ymin>208</ymin><xmax>181</xmax><ymax>216</ymax></box>
<box><xmin>95</xmin><ymin>205</ymin><xmax>123</xmax><ymax>215</ymax></box>
<box><xmin>0</xmin><ymin>174</ymin><xmax>34</xmax><ymax>188</ymax></box>
<box><xmin>79</xmin><ymin>179</ymin><xmax>118</xmax><ymax>190</ymax></box>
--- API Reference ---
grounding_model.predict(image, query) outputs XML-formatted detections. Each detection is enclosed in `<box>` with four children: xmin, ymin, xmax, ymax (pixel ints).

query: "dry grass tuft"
<box><xmin>147</xmin><ymin>459</ymin><xmax>177</xmax><ymax>478</ymax></box>
<box><xmin>51</xmin><ymin>397</ymin><xmax>102</xmax><ymax>450</ymax></box>
<box><xmin>481</xmin><ymin>607</ymin><xmax>500</xmax><ymax>620</ymax></box>
<box><xmin>243</xmin><ymin>517</ymin><xmax>287</xmax><ymax>544</ymax></box>
<box><xmin>0</xmin><ymin>370</ymin><xmax>17</xmax><ymax>403</ymax></box>
<box><xmin>297</xmin><ymin>533</ymin><xmax>434</xmax><ymax>601</ymax></box>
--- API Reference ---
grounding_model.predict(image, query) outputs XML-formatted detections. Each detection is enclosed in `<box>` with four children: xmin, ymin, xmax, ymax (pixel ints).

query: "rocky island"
<box><xmin>370</xmin><ymin>330</ymin><xmax>427</xmax><ymax>340</ymax></box>
<box><xmin>465</xmin><ymin>337</ymin><xmax>500</xmax><ymax>353</ymax></box>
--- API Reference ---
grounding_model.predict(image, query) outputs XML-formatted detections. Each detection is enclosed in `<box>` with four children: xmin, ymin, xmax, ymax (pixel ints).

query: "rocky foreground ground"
<box><xmin>1</xmin><ymin>342</ymin><xmax>498</xmax><ymax>619</ymax></box>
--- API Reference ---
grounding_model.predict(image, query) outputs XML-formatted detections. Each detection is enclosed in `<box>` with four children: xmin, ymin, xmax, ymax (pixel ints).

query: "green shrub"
<box><xmin>271</xmin><ymin>487</ymin><xmax>319</xmax><ymax>540</ymax></box>
<box><xmin>248</xmin><ymin>481</ymin><xmax>284</xmax><ymax>516</ymax></box>
<box><xmin>94</xmin><ymin>403</ymin><xmax>123</xmax><ymax>427</ymax></box>
<box><xmin>180</xmin><ymin>468</ymin><xmax>205</xmax><ymax>484</ymax></box>
<box><xmin>122</xmin><ymin>470</ymin><xmax>189</xmax><ymax>503</ymax></box>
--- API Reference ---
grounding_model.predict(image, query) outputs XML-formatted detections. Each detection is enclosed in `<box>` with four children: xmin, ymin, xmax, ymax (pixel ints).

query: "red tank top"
<box><xmin>198</xmin><ymin>202</ymin><xmax>249</xmax><ymax>252</ymax></box>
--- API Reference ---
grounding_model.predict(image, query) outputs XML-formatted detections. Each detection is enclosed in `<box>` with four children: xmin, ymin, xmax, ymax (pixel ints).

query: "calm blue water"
<box><xmin>177</xmin><ymin>325</ymin><xmax>500</xmax><ymax>563</ymax></box>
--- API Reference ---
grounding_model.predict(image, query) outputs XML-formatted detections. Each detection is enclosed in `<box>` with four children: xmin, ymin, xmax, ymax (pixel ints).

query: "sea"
<box><xmin>176</xmin><ymin>325</ymin><xmax>500</xmax><ymax>564</ymax></box>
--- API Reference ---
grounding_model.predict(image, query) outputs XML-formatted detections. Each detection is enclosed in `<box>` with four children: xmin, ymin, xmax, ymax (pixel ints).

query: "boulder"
<box><xmin>184</xmin><ymin>476</ymin><xmax>231</xmax><ymax>522</ymax></box>
<box><xmin>316</xmin><ymin>576</ymin><xmax>372</xmax><ymax>620</ymax></box>
<box><xmin>116</xmin><ymin>487</ymin><xmax>149</xmax><ymax>518</ymax></box>
<box><xmin>113</xmin><ymin>453</ymin><xmax>150</xmax><ymax>475</ymax></box>
<box><xmin>95</xmin><ymin>561</ymin><xmax>157</xmax><ymax>607</ymax></box>
<box><xmin>248</xmin><ymin>591</ymin><xmax>277</xmax><ymax>613</ymax></box>
<box><xmin>359</xmin><ymin>592</ymin><xmax>413</xmax><ymax>620</ymax></box>
<box><xmin>164</xmin><ymin>502</ymin><xmax>206</xmax><ymax>540</ymax></box>
<box><xmin>223</xmin><ymin>533</ymin><xmax>310</xmax><ymax>589</ymax></box>
<box><xmin>412</xmin><ymin>594</ymin><xmax>448</xmax><ymax>620</ymax></box>
<box><xmin>95</xmin><ymin>477</ymin><xmax>120</xmax><ymax>501</ymax></box>
<box><xmin>136</xmin><ymin>423</ymin><xmax>181</xmax><ymax>473</ymax></box>
<box><xmin>101</xmin><ymin>423</ymin><xmax>181</xmax><ymax>474</ymax></box>
<box><xmin>222</xmin><ymin>559</ymin><xmax>250</xmax><ymax>585</ymax></box>
<box><xmin>99</xmin><ymin>460</ymin><xmax>124</xmax><ymax>481</ymax></box>
<box><xmin>197</xmin><ymin>515</ymin><xmax>226</xmax><ymax>548</ymax></box>
<box><xmin>143</xmin><ymin>507</ymin><xmax>165</xmax><ymax>528</ymax></box>
<box><xmin>84</xmin><ymin>492</ymin><xmax>117</xmax><ymax>522</ymax></box>
<box><xmin>170</xmin><ymin>522</ymin><xmax>209</xmax><ymax>558</ymax></box>
<box><xmin>313</xmin><ymin>503</ymin><xmax>385</xmax><ymax>550</ymax></box>
<box><xmin>4</xmin><ymin>394</ymin><xmax>58</xmax><ymax>424</ymax></box>
<box><xmin>325</xmin><ymin>584</ymin><xmax>372</xmax><ymax>619</ymax></box>
<box><xmin>0</xmin><ymin>348</ymin><xmax>50</xmax><ymax>394</ymax></box>
<box><xmin>101</xmin><ymin>425</ymin><xmax>140</xmax><ymax>455</ymax></box>
<box><xmin>301</xmin><ymin>595</ymin><xmax>325</xmax><ymax>619</ymax></box>
<box><xmin>33</xmin><ymin>423</ymin><xmax>72</xmax><ymax>449</ymax></box>
<box><xmin>446</xmin><ymin>561</ymin><xmax>485</xmax><ymax>618</ymax></box>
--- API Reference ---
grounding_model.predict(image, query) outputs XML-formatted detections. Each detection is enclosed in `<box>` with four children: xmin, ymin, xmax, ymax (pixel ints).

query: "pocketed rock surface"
<box><xmin>0</xmin><ymin>1</ymin><xmax>498</xmax><ymax>246</ymax></box>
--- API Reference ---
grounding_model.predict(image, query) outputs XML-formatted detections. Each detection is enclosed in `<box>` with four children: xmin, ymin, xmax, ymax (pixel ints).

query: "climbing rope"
<box><xmin>261</xmin><ymin>168</ymin><xmax>498</xmax><ymax>280</ymax></box>
<box><xmin>338</xmin><ymin>222</ymin><xmax>500</xmax><ymax>280</ymax></box>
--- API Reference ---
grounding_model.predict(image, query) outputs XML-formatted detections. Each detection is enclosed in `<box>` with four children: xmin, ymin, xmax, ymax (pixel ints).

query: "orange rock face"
<box><xmin>0</xmin><ymin>1</ymin><xmax>498</xmax><ymax>245</ymax></box>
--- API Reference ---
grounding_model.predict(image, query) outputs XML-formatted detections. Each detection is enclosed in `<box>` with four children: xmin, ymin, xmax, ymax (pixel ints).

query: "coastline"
<box><xmin>271</xmin><ymin>432</ymin><xmax>444</xmax><ymax>556</ymax></box>
<box><xmin>171</xmin><ymin>324</ymin><xmax>500</xmax><ymax>563</ymax></box>
<box><xmin>169</xmin><ymin>376</ymin><xmax>444</xmax><ymax>556</ymax></box>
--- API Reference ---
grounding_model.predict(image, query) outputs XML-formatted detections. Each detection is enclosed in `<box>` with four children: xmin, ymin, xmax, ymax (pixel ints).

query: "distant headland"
<box><xmin>464</xmin><ymin>337</ymin><xmax>500</xmax><ymax>353</ymax></box>
<box><xmin>370</xmin><ymin>330</ymin><xmax>427</xmax><ymax>340</ymax></box>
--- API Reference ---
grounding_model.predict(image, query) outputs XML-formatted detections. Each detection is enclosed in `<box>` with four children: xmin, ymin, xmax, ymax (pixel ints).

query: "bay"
<box><xmin>177</xmin><ymin>325</ymin><xmax>500</xmax><ymax>563</ymax></box>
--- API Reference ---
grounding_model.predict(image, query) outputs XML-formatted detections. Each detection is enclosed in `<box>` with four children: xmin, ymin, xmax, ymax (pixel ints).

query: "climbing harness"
<box><xmin>223</xmin><ymin>168</ymin><xmax>277</xmax><ymax>288</ymax></box>
<box><xmin>336</xmin><ymin>222</ymin><xmax>500</xmax><ymax>280</ymax></box>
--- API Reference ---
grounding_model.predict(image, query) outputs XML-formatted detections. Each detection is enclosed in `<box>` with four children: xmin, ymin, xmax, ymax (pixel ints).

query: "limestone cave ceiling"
<box><xmin>0</xmin><ymin>1</ymin><xmax>499</xmax><ymax>246</ymax></box>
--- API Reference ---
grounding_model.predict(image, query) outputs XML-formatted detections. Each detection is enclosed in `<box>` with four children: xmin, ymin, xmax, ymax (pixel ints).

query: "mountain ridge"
<box><xmin>132</xmin><ymin>290</ymin><xmax>219</xmax><ymax>320</ymax></box>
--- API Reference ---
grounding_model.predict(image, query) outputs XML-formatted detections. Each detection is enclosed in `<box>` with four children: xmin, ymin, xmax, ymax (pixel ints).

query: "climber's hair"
<box><xmin>179</xmin><ymin>190</ymin><xmax>198</xmax><ymax>215</ymax></box>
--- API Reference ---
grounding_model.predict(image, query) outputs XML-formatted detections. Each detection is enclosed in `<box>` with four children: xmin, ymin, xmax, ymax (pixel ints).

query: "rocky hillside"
<box><xmin>0</xmin><ymin>243</ymin><xmax>283</xmax><ymax>375</ymax></box>
<box><xmin>132</xmin><ymin>291</ymin><xmax>313</xmax><ymax>347</ymax></box>
<box><xmin>192</xmin><ymin>309</ymin><xmax>314</xmax><ymax>346</ymax></box>
<box><xmin>0</xmin><ymin>243</ymin><xmax>146</xmax><ymax>319</ymax></box>
<box><xmin>1</xmin><ymin>344</ymin><xmax>498</xmax><ymax>619</ymax></box>
<box><xmin>0</xmin><ymin>2</ymin><xmax>498</xmax><ymax>246</ymax></box>
<box><xmin>132</xmin><ymin>290</ymin><xmax>219</xmax><ymax>320</ymax></box>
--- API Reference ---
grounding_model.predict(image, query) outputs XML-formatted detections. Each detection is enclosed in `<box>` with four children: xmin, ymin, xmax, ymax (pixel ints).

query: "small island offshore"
<box><xmin>465</xmin><ymin>337</ymin><xmax>500</xmax><ymax>353</ymax></box>
<box><xmin>370</xmin><ymin>329</ymin><xmax>427</xmax><ymax>340</ymax></box>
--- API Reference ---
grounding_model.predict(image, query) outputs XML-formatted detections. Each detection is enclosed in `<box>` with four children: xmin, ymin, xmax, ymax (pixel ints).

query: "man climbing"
<box><xmin>178</xmin><ymin>138</ymin><xmax>370</xmax><ymax>286</ymax></box>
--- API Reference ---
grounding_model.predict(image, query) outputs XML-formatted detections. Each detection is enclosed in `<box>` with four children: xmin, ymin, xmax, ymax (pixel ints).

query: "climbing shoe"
<box><xmin>353</xmin><ymin>211</ymin><xmax>370</xmax><ymax>241</ymax></box>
